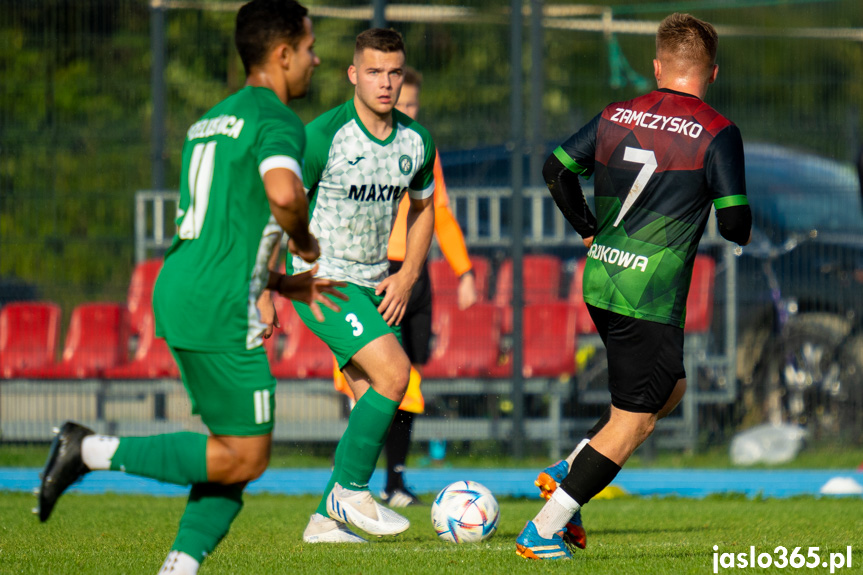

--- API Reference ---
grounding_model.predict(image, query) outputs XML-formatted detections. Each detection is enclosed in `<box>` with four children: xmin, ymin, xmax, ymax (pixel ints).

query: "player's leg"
<box><xmin>519</xmin><ymin>309</ymin><xmax>685</xmax><ymax>560</ymax></box>
<box><xmin>319</xmin><ymin>335</ymin><xmax>411</xmax><ymax>535</ymax></box>
<box><xmin>159</xmin><ymin>348</ymin><xmax>276</xmax><ymax>573</ymax></box>
<box><xmin>39</xmin><ymin>348</ymin><xmax>276</xmax><ymax>573</ymax></box>
<box><xmin>294</xmin><ymin>284</ymin><xmax>411</xmax><ymax>536</ymax></box>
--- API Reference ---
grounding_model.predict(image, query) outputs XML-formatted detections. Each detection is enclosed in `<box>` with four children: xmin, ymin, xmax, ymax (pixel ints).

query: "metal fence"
<box><xmin>2</xmin><ymin>0</ymin><xmax>863</xmax><ymax>456</ymax></box>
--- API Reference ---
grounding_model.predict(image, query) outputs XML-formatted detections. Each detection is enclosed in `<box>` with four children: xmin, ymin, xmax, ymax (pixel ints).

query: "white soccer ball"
<box><xmin>431</xmin><ymin>480</ymin><xmax>500</xmax><ymax>543</ymax></box>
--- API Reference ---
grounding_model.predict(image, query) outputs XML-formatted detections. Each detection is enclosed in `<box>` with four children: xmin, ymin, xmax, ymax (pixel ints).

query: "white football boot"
<box><xmin>302</xmin><ymin>513</ymin><xmax>367</xmax><ymax>543</ymax></box>
<box><xmin>326</xmin><ymin>483</ymin><xmax>410</xmax><ymax>536</ymax></box>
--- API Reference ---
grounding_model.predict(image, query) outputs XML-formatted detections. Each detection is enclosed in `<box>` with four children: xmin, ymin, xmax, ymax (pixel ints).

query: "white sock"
<box><xmin>565</xmin><ymin>437</ymin><xmax>591</xmax><ymax>468</ymax></box>
<box><xmin>157</xmin><ymin>550</ymin><xmax>200</xmax><ymax>575</ymax></box>
<box><xmin>81</xmin><ymin>435</ymin><xmax>120</xmax><ymax>470</ymax></box>
<box><xmin>533</xmin><ymin>488</ymin><xmax>581</xmax><ymax>539</ymax></box>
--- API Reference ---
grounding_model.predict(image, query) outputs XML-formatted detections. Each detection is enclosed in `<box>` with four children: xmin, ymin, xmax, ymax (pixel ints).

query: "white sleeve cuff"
<box><xmin>408</xmin><ymin>183</ymin><xmax>434</xmax><ymax>200</ymax></box>
<box><xmin>259</xmin><ymin>155</ymin><xmax>302</xmax><ymax>180</ymax></box>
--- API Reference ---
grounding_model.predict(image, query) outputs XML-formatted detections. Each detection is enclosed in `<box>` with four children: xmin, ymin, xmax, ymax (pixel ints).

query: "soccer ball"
<box><xmin>431</xmin><ymin>480</ymin><xmax>500</xmax><ymax>543</ymax></box>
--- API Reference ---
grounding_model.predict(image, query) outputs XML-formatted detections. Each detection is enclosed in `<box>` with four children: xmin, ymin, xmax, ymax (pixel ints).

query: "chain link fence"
<box><xmin>2</xmin><ymin>0</ymin><xmax>862</xmax><ymax>457</ymax></box>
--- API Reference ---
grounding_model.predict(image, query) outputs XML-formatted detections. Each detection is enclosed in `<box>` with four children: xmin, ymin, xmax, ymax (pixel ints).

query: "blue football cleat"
<box><xmin>534</xmin><ymin>459</ymin><xmax>587</xmax><ymax>549</ymax></box>
<box><xmin>515</xmin><ymin>521</ymin><xmax>571</xmax><ymax>560</ymax></box>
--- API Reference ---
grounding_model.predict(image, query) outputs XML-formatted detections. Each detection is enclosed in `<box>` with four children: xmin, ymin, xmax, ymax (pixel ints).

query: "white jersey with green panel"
<box><xmin>290</xmin><ymin>99</ymin><xmax>435</xmax><ymax>287</ymax></box>
<box><xmin>153</xmin><ymin>86</ymin><xmax>305</xmax><ymax>352</ymax></box>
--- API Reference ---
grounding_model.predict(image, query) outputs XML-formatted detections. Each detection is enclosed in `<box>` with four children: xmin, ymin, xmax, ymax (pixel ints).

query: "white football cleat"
<box><xmin>302</xmin><ymin>513</ymin><xmax>367</xmax><ymax>543</ymax></box>
<box><xmin>326</xmin><ymin>483</ymin><xmax>410</xmax><ymax>536</ymax></box>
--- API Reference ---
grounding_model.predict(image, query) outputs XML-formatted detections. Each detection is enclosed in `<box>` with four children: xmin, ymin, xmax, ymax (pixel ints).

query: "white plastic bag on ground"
<box><xmin>729</xmin><ymin>423</ymin><xmax>807</xmax><ymax>465</ymax></box>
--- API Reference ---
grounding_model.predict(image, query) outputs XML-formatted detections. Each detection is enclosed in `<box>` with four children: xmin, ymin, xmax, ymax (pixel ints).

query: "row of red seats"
<box><xmin>0</xmin><ymin>260</ymin><xmax>176</xmax><ymax>379</ymax></box>
<box><xmin>264</xmin><ymin>297</ymin><xmax>579</xmax><ymax>380</ymax></box>
<box><xmin>430</xmin><ymin>253</ymin><xmax>715</xmax><ymax>335</ymax></box>
<box><xmin>0</xmin><ymin>254</ymin><xmax>715</xmax><ymax>380</ymax></box>
<box><xmin>266</xmin><ymin>253</ymin><xmax>715</xmax><ymax>380</ymax></box>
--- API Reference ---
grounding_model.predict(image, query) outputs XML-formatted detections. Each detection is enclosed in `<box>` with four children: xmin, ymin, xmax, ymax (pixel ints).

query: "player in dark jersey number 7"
<box><xmin>517</xmin><ymin>13</ymin><xmax>753</xmax><ymax>560</ymax></box>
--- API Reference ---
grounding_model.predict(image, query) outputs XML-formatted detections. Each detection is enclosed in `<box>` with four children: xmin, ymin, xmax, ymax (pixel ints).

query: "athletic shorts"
<box><xmin>292</xmin><ymin>282</ymin><xmax>401</xmax><ymax>369</ymax></box>
<box><xmin>587</xmin><ymin>304</ymin><xmax>686</xmax><ymax>414</ymax></box>
<box><xmin>169</xmin><ymin>346</ymin><xmax>276</xmax><ymax>436</ymax></box>
<box><xmin>388</xmin><ymin>259</ymin><xmax>432</xmax><ymax>365</ymax></box>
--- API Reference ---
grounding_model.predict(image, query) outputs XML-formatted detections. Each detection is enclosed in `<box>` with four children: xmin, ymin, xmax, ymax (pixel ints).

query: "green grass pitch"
<box><xmin>2</xmin><ymin>492</ymin><xmax>861</xmax><ymax>574</ymax></box>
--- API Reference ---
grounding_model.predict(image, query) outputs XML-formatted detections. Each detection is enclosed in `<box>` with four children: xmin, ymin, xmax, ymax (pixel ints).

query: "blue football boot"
<box><xmin>515</xmin><ymin>521</ymin><xmax>571</xmax><ymax>560</ymax></box>
<box><xmin>535</xmin><ymin>459</ymin><xmax>587</xmax><ymax>549</ymax></box>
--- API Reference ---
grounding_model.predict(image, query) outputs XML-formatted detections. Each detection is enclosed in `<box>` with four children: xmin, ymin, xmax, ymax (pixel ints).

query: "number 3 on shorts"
<box><xmin>345</xmin><ymin>313</ymin><xmax>364</xmax><ymax>336</ymax></box>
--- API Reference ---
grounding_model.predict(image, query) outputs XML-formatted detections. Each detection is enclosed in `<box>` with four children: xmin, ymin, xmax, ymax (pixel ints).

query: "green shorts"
<box><xmin>169</xmin><ymin>346</ymin><xmax>276</xmax><ymax>436</ymax></box>
<box><xmin>292</xmin><ymin>283</ymin><xmax>401</xmax><ymax>369</ymax></box>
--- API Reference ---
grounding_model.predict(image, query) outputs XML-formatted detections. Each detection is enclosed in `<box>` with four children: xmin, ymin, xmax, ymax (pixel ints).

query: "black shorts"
<box><xmin>587</xmin><ymin>304</ymin><xmax>686</xmax><ymax>414</ymax></box>
<box><xmin>388</xmin><ymin>259</ymin><xmax>433</xmax><ymax>365</ymax></box>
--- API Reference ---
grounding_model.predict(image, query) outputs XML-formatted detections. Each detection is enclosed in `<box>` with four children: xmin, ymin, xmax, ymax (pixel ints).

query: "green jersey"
<box><xmin>154</xmin><ymin>86</ymin><xmax>305</xmax><ymax>351</ymax></box>
<box><xmin>290</xmin><ymin>99</ymin><xmax>436</xmax><ymax>287</ymax></box>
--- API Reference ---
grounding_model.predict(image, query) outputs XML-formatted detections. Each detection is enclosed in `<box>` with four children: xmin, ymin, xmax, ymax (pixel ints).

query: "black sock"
<box><xmin>586</xmin><ymin>407</ymin><xmax>611</xmax><ymax>440</ymax></box>
<box><xmin>559</xmin><ymin>444</ymin><xmax>621</xmax><ymax>506</ymax></box>
<box><xmin>385</xmin><ymin>409</ymin><xmax>414</xmax><ymax>491</ymax></box>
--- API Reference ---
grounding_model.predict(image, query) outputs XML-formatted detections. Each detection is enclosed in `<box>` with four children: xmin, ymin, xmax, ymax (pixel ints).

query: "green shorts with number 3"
<box><xmin>292</xmin><ymin>283</ymin><xmax>401</xmax><ymax>369</ymax></box>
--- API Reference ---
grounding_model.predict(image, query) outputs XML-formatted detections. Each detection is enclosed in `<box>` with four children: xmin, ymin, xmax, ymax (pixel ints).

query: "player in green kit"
<box><xmin>292</xmin><ymin>29</ymin><xmax>437</xmax><ymax>543</ymax></box>
<box><xmin>36</xmin><ymin>2</ymin><xmax>345</xmax><ymax>573</ymax></box>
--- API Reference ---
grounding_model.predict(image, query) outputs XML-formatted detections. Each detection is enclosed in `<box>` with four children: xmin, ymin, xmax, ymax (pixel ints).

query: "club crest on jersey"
<box><xmin>587</xmin><ymin>243</ymin><xmax>649</xmax><ymax>272</ymax></box>
<box><xmin>398</xmin><ymin>155</ymin><xmax>412</xmax><ymax>175</ymax></box>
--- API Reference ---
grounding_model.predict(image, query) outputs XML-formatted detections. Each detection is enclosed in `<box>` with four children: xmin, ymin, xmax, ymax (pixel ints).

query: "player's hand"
<box><xmin>457</xmin><ymin>272</ymin><xmax>478</xmax><ymax>310</ymax></box>
<box><xmin>288</xmin><ymin>235</ymin><xmax>321</xmax><ymax>264</ymax></box>
<box><xmin>583</xmin><ymin>235</ymin><xmax>594</xmax><ymax>249</ymax></box>
<box><xmin>275</xmin><ymin>265</ymin><xmax>348</xmax><ymax>322</ymax></box>
<box><xmin>375</xmin><ymin>269</ymin><xmax>416</xmax><ymax>326</ymax></box>
<box><xmin>256</xmin><ymin>289</ymin><xmax>280</xmax><ymax>339</ymax></box>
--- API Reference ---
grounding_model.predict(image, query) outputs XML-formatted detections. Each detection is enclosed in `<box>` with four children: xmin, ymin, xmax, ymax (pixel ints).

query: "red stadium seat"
<box><xmin>567</xmin><ymin>258</ymin><xmax>598</xmax><ymax>335</ymax></box>
<box><xmin>684</xmin><ymin>254</ymin><xmax>716</xmax><ymax>333</ymax></box>
<box><xmin>127</xmin><ymin>259</ymin><xmax>163</xmax><ymax>335</ymax></box>
<box><xmin>423</xmin><ymin>303</ymin><xmax>502</xmax><ymax>379</ymax></box>
<box><xmin>491</xmin><ymin>302</ymin><xmax>578</xmax><ymax>378</ymax></box>
<box><xmin>102</xmin><ymin>313</ymin><xmax>179</xmax><ymax>379</ymax></box>
<box><xmin>269</xmin><ymin>296</ymin><xmax>333</xmax><ymax>379</ymax></box>
<box><xmin>19</xmin><ymin>303</ymin><xmax>129</xmax><ymax>379</ymax></box>
<box><xmin>428</xmin><ymin>255</ymin><xmax>490</xmax><ymax>303</ymax></box>
<box><xmin>0</xmin><ymin>302</ymin><xmax>62</xmax><ymax>378</ymax></box>
<box><xmin>494</xmin><ymin>255</ymin><xmax>563</xmax><ymax>332</ymax></box>
<box><xmin>429</xmin><ymin>255</ymin><xmax>490</xmax><ymax>333</ymax></box>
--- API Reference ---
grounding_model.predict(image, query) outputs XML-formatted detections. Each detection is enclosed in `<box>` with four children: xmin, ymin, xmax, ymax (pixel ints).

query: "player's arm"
<box><xmin>263</xmin><ymin>167</ymin><xmax>319</xmax><ymax>262</ymax></box>
<box><xmin>545</xmin><ymin>115</ymin><xmax>599</xmax><ymax>247</ymax></box>
<box><xmin>544</xmin><ymin>149</ymin><xmax>597</xmax><ymax>247</ymax></box>
<box><xmin>707</xmin><ymin>125</ymin><xmax>752</xmax><ymax>246</ymax></box>
<box><xmin>432</xmin><ymin>154</ymin><xmax>477</xmax><ymax>309</ymax></box>
<box><xmin>377</xmin><ymin>193</ymin><xmax>435</xmax><ymax>326</ymax></box>
<box><xmin>258</xmin><ymin>233</ymin><xmax>284</xmax><ymax>339</ymax></box>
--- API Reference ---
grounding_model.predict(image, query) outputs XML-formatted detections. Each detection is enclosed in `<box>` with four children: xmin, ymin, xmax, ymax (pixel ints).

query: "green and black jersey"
<box><xmin>154</xmin><ymin>86</ymin><xmax>305</xmax><ymax>351</ymax></box>
<box><xmin>290</xmin><ymin>99</ymin><xmax>436</xmax><ymax>287</ymax></box>
<box><xmin>555</xmin><ymin>89</ymin><xmax>748</xmax><ymax>327</ymax></box>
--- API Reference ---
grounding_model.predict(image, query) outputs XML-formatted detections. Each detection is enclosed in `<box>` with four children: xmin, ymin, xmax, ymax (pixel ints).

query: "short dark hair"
<box><xmin>235</xmin><ymin>0</ymin><xmax>309</xmax><ymax>76</ymax></box>
<box><xmin>402</xmin><ymin>66</ymin><xmax>423</xmax><ymax>89</ymax></box>
<box><xmin>354</xmin><ymin>28</ymin><xmax>405</xmax><ymax>58</ymax></box>
<box><xmin>656</xmin><ymin>13</ymin><xmax>718</xmax><ymax>68</ymax></box>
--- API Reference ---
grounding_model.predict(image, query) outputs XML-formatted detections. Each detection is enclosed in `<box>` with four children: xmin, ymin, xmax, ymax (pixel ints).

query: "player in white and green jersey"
<box><xmin>290</xmin><ymin>29</ymin><xmax>436</xmax><ymax>544</ymax></box>
<box><xmin>36</xmin><ymin>3</ymin><xmax>345</xmax><ymax>574</ymax></box>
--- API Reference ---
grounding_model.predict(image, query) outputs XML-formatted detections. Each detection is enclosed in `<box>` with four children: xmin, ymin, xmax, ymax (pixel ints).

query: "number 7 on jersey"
<box><xmin>613</xmin><ymin>146</ymin><xmax>657</xmax><ymax>227</ymax></box>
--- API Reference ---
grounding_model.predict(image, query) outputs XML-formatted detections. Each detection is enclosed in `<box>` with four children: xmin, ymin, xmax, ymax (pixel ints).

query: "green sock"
<box><xmin>315</xmin><ymin>388</ymin><xmax>399</xmax><ymax>516</ymax></box>
<box><xmin>315</xmin><ymin>433</ymin><xmax>348</xmax><ymax>516</ymax></box>
<box><xmin>109</xmin><ymin>432</ymin><xmax>208</xmax><ymax>485</ymax></box>
<box><xmin>172</xmin><ymin>483</ymin><xmax>244</xmax><ymax>564</ymax></box>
